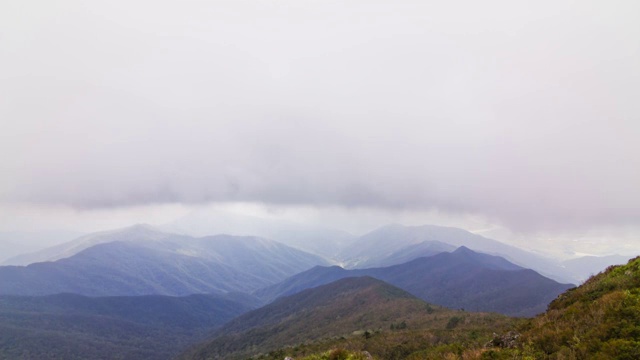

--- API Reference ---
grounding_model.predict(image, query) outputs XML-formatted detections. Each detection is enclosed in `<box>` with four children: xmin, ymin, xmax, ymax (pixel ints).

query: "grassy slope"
<box><xmin>517</xmin><ymin>256</ymin><xmax>640</xmax><ymax>359</ymax></box>
<box><xmin>181</xmin><ymin>276</ymin><xmax>519</xmax><ymax>360</ymax></box>
<box><xmin>259</xmin><ymin>256</ymin><xmax>640</xmax><ymax>360</ymax></box>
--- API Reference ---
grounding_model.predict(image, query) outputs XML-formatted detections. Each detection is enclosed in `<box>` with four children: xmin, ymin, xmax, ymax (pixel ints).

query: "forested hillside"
<box><xmin>0</xmin><ymin>293</ymin><xmax>258</xmax><ymax>359</ymax></box>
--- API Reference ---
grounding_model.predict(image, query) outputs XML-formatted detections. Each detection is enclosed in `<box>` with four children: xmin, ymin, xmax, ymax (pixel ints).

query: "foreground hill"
<box><xmin>230</xmin><ymin>256</ymin><xmax>640</xmax><ymax>360</ymax></box>
<box><xmin>514</xmin><ymin>255</ymin><xmax>640</xmax><ymax>358</ymax></box>
<box><xmin>0</xmin><ymin>292</ymin><xmax>259</xmax><ymax>360</ymax></box>
<box><xmin>0</xmin><ymin>229</ymin><xmax>327</xmax><ymax>296</ymax></box>
<box><xmin>256</xmin><ymin>247</ymin><xmax>573</xmax><ymax>316</ymax></box>
<box><xmin>181</xmin><ymin>276</ymin><xmax>516</xmax><ymax>360</ymax></box>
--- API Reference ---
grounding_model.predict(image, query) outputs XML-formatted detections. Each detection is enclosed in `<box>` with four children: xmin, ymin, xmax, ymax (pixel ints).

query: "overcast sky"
<box><xmin>1</xmin><ymin>1</ymin><xmax>639</xmax><ymax>255</ymax></box>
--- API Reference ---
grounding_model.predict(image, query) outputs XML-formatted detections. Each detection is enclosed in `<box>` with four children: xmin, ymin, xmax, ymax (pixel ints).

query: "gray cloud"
<box><xmin>1</xmin><ymin>0</ymin><xmax>639</xmax><ymax>232</ymax></box>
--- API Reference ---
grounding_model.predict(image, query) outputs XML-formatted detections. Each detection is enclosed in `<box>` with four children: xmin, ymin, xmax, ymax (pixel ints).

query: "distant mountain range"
<box><xmin>0</xmin><ymin>292</ymin><xmax>258</xmax><ymax>360</ymax></box>
<box><xmin>163</xmin><ymin>210</ymin><xmax>357</xmax><ymax>259</ymax></box>
<box><xmin>560</xmin><ymin>254</ymin><xmax>634</xmax><ymax>283</ymax></box>
<box><xmin>2</xmin><ymin>225</ymin><xmax>166</xmax><ymax>266</ymax></box>
<box><xmin>340</xmin><ymin>224</ymin><xmax>574</xmax><ymax>282</ymax></box>
<box><xmin>0</xmin><ymin>230</ymin><xmax>84</xmax><ymax>265</ymax></box>
<box><xmin>0</xmin><ymin>223</ymin><xmax>578</xmax><ymax>314</ymax></box>
<box><xmin>256</xmin><ymin>247</ymin><xmax>573</xmax><ymax>317</ymax></box>
<box><xmin>0</xmin><ymin>226</ymin><xmax>328</xmax><ymax>296</ymax></box>
<box><xmin>185</xmin><ymin>255</ymin><xmax>640</xmax><ymax>360</ymax></box>
<box><xmin>0</xmin><ymin>222</ymin><xmax>632</xmax><ymax>360</ymax></box>
<box><xmin>4</xmin><ymin>223</ymin><xmax>629</xmax><ymax>286</ymax></box>
<box><xmin>351</xmin><ymin>239</ymin><xmax>456</xmax><ymax>268</ymax></box>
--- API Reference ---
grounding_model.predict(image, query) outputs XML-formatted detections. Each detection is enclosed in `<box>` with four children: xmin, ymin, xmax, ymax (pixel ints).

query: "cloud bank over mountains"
<box><xmin>1</xmin><ymin>1</ymin><xmax>639</xmax><ymax>233</ymax></box>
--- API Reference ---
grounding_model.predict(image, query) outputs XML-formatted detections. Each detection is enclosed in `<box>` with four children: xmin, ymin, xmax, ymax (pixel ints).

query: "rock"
<box><xmin>485</xmin><ymin>331</ymin><xmax>520</xmax><ymax>349</ymax></box>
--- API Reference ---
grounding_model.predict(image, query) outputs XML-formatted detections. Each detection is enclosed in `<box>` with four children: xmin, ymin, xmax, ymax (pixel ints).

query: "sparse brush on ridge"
<box><xmin>180</xmin><ymin>276</ymin><xmax>521</xmax><ymax>360</ymax></box>
<box><xmin>254</xmin><ymin>257</ymin><xmax>640</xmax><ymax>360</ymax></box>
<box><xmin>515</xmin><ymin>256</ymin><xmax>640</xmax><ymax>359</ymax></box>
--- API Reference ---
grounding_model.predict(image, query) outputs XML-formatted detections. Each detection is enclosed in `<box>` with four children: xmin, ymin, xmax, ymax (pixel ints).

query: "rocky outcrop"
<box><xmin>485</xmin><ymin>331</ymin><xmax>520</xmax><ymax>349</ymax></box>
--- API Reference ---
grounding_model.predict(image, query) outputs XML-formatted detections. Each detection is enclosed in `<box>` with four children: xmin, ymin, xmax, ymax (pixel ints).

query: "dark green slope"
<box><xmin>181</xmin><ymin>276</ymin><xmax>516</xmax><ymax>360</ymax></box>
<box><xmin>0</xmin><ymin>231</ymin><xmax>328</xmax><ymax>296</ymax></box>
<box><xmin>182</xmin><ymin>277</ymin><xmax>436</xmax><ymax>359</ymax></box>
<box><xmin>0</xmin><ymin>293</ymin><xmax>259</xmax><ymax>360</ymax></box>
<box><xmin>185</xmin><ymin>257</ymin><xmax>640</xmax><ymax>360</ymax></box>
<box><xmin>256</xmin><ymin>256</ymin><xmax>640</xmax><ymax>360</ymax></box>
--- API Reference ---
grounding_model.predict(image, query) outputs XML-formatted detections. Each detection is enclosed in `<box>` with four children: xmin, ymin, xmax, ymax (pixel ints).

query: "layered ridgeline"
<box><xmin>5</xmin><ymin>223</ymin><xmax>626</xmax><ymax>285</ymax></box>
<box><xmin>1</xmin><ymin>225</ymin><xmax>165</xmax><ymax>266</ymax></box>
<box><xmin>163</xmin><ymin>211</ymin><xmax>358</xmax><ymax>260</ymax></box>
<box><xmin>0</xmin><ymin>222</ymin><xmax>629</xmax><ymax>360</ymax></box>
<box><xmin>0</xmin><ymin>226</ymin><xmax>328</xmax><ymax>296</ymax></box>
<box><xmin>0</xmin><ymin>230</ymin><xmax>84</xmax><ymax>265</ymax></box>
<box><xmin>247</xmin><ymin>256</ymin><xmax>640</xmax><ymax>360</ymax></box>
<box><xmin>339</xmin><ymin>224</ymin><xmax>572</xmax><ymax>283</ymax></box>
<box><xmin>0</xmin><ymin>292</ymin><xmax>259</xmax><ymax>360</ymax></box>
<box><xmin>255</xmin><ymin>247</ymin><xmax>573</xmax><ymax>317</ymax></box>
<box><xmin>181</xmin><ymin>277</ymin><xmax>518</xmax><ymax>360</ymax></box>
<box><xmin>348</xmin><ymin>224</ymin><xmax>636</xmax><ymax>286</ymax></box>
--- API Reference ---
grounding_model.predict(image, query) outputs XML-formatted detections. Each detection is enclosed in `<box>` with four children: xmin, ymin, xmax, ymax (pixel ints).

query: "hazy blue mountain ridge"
<box><xmin>342</xmin><ymin>224</ymin><xmax>572</xmax><ymax>283</ymax></box>
<box><xmin>4</xmin><ymin>223</ymin><xmax>623</xmax><ymax>286</ymax></box>
<box><xmin>253</xmin><ymin>265</ymin><xmax>351</xmax><ymax>303</ymax></box>
<box><xmin>2</xmin><ymin>224</ymin><xmax>168</xmax><ymax>266</ymax></box>
<box><xmin>256</xmin><ymin>246</ymin><xmax>573</xmax><ymax>316</ymax></box>
<box><xmin>164</xmin><ymin>211</ymin><xmax>357</xmax><ymax>259</ymax></box>
<box><xmin>0</xmin><ymin>230</ymin><xmax>85</xmax><ymax>265</ymax></box>
<box><xmin>0</xmin><ymin>229</ymin><xmax>328</xmax><ymax>296</ymax></box>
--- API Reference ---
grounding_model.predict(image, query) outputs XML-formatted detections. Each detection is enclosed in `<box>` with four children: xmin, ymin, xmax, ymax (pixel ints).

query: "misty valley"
<box><xmin>0</xmin><ymin>223</ymin><xmax>636</xmax><ymax>359</ymax></box>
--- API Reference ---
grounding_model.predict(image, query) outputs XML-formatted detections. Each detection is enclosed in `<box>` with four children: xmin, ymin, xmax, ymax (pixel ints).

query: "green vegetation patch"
<box><xmin>244</xmin><ymin>257</ymin><xmax>640</xmax><ymax>360</ymax></box>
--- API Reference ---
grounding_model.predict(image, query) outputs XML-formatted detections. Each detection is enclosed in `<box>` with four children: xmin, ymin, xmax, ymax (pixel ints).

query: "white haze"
<box><xmin>1</xmin><ymin>1</ymin><xmax>639</xmax><ymax>257</ymax></box>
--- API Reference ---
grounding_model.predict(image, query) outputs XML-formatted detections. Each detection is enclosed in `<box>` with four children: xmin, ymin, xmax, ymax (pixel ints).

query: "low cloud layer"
<box><xmin>1</xmin><ymin>1</ymin><xmax>639</xmax><ymax>232</ymax></box>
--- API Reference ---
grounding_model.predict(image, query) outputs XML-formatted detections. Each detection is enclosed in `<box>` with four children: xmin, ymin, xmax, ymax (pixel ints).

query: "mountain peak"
<box><xmin>449</xmin><ymin>246</ymin><xmax>480</xmax><ymax>259</ymax></box>
<box><xmin>453</xmin><ymin>245</ymin><xmax>474</xmax><ymax>254</ymax></box>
